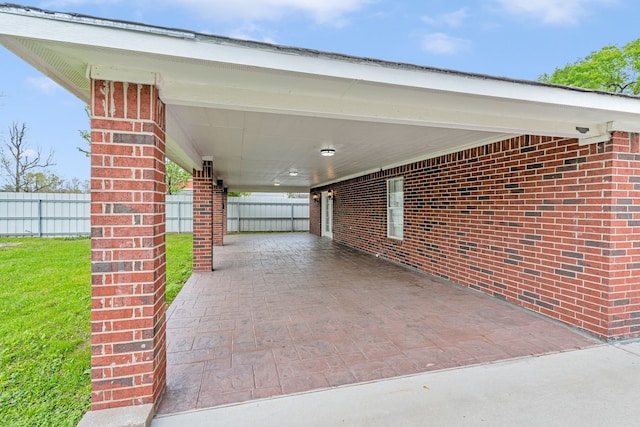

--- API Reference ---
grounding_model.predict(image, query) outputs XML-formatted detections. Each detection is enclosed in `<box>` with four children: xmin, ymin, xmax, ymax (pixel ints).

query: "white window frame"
<box><xmin>387</xmin><ymin>177</ymin><xmax>404</xmax><ymax>240</ymax></box>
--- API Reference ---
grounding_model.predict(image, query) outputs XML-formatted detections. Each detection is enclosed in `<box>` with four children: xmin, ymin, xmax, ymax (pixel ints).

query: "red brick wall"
<box><xmin>313</xmin><ymin>133</ymin><xmax>640</xmax><ymax>340</ymax></box>
<box><xmin>193</xmin><ymin>164</ymin><xmax>213</xmax><ymax>272</ymax></box>
<box><xmin>90</xmin><ymin>80</ymin><xmax>167</xmax><ymax>409</ymax></box>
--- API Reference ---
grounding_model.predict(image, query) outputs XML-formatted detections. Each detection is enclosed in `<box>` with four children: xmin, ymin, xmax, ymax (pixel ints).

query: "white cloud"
<box><xmin>40</xmin><ymin>0</ymin><xmax>121</xmax><ymax>8</ymax></box>
<box><xmin>228</xmin><ymin>24</ymin><xmax>278</xmax><ymax>44</ymax></box>
<box><xmin>422</xmin><ymin>7</ymin><xmax>469</xmax><ymax>28</ymax></box>
<box><xmin>41</xmin><ymin>0</ymin><xmax>371</xmax><ymax>25</ymax></box>
<box><xmin>26</xmin><ymin>77</ymin><xmax>60</xmax><ymax>95</ymax></box>
<box><xmin>493</xmin><ymin>0</ymin><xmax>616</xmax><ymax>25</ymax></box>
<box><xmin>421</xmin><ymin>33</ymin><xmax>470</xmax><ymax>55</ymax></box>
<box><xmin>186</xmin><ymin>0</ymin><xmax>372</xmax><ymax>25</ymax></box>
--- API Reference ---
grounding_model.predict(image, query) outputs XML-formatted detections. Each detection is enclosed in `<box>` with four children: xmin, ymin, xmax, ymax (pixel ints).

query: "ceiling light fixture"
<box><xmin>274</xmin><ymin>181</ymin><xmax>281</xmax><ymax>186</ymax></box>
<box><xmin>320</xmin><ymin>148</ymin><xmax>336</xmax><ymax>157</ymax></box>
<box><xmin>289</xmin><ymin>170</ymin><xmax>299</xmax><ymax>176</ymax></box>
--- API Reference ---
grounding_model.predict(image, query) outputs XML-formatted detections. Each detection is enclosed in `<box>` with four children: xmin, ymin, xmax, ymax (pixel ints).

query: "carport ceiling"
<box><xmin>2</xmin><ymin>5</ymin><xmax>640</xmax><ymax>192</ymax></box>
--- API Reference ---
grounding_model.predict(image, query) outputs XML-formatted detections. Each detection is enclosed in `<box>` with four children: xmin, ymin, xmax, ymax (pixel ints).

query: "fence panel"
<box><xmin>0</xmin><ymin>193</ymin><xmax>309</xmax><ymax>236</ymax></box>
<box><xmin>0</xmin><ymin>192</ymin><xmax>90</xmax><ymax>237</ymax></box>
<box><xmin>166</xmin><ymin>194</ymin><xmax>193</xmax><ymax>234</ymax></box>
<box><xmin>226</xmin><ymin>197</ymin><xmax>309</xmax><ymax>232</ymax></box>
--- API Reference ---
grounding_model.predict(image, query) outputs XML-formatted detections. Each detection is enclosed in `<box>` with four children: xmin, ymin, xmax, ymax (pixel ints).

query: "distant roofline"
<box><xmin>0</xmin><ymin>2</ymin><xmax>637</xmax><ymax>101</ymax></box>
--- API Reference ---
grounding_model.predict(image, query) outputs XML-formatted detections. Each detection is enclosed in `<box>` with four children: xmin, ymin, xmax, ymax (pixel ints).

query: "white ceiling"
<box><xmin>1</xmin><ymin>5</ymin><xmax>640</xmax><ymax>192</ymax></box>
<box><xmin>170</xmin><ymin>105</ymin><xmax>503</xmax><ymax>190</ymax></box>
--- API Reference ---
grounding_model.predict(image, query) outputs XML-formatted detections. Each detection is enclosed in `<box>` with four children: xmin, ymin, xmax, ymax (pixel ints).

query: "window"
<box><xmin>387</xmin><ymin>177</ymin><xmax>404</xmax><ymax>240</ymax></box>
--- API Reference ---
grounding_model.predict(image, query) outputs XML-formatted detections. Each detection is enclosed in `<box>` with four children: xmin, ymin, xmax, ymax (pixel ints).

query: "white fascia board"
<box><xmin>0</xmin><ymin>8</ymin><xmax>195</xmax><ymax>42</ymax></box>
<box><xmin>576</xmin><ymin>120</ymin><xmax>640</xmax><ymax>145</ymax></box>
<box><xmin>611</xmin><ymin>121</ymin><xmax>640</xmax><ymax>133</ymax></box>
<box><xmin>88</xmin><ymin>65</ymin><xmax>157</xmax><ymax>86</ymax></box>
<box><xmin>160</xmin><ymin>81</ymin><xmax>607</xmax><ymax>140</ymax></box>
<box><xmin>142</xmin><ymin>34</ymin><xmax>640</xmax><ymax>117</ymax></box>
<box><xmin>2</xmin><ymin>9</ymin><xmax>640</xmax><ymax>118</ymax></box>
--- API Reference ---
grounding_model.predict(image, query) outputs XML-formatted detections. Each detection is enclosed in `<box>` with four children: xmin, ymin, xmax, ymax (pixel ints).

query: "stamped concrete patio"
<box><xmin>157</xmin><ymin>233</ymin><xmax>598</xmax><ymax>414</ymax></box>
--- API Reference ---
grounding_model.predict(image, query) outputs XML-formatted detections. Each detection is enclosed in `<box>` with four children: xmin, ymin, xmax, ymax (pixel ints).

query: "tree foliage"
<box><xmin>0</xmin><ymin>122</ymin><xmax>55</xmax><ymax>192</ymax></box>
<box><xmin>166</xmin><ymin>159</ymin><xmax>191</xmax><ymax>195</ymax></box>
<box><xmin>0</xmin><ymin>172</ymin><xmax>89</xmax><ymax>193</ymax></box>
<box><xmin>21</xmin><ymin>171</ymin><xmax>64</xmax><ymax>193</ymax></box>
<box><xmin>77</xmin><ymin>105</ymin><xmax>91</xmax><ymax>157</ymax></box>
<box><xmin>539</xmin><ymin>39</ymin><xmax>640</xmax><ymax>94</ymax></box>
<box><xmin>17</xmin><ymin>173</ymin><xmax>88</xmax><ymax>193</ymax></box>
<box><xmin>287</xmin><ymin>192</ymin><xmax>309</xmax><ymax>199</ymax></box>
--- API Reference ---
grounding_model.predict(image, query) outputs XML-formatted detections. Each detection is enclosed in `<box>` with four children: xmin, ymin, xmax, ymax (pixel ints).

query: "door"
<box><xmin>321</xmin><ymin>191</ymin><xmax>333</xmax><ymax>239</ymax></box>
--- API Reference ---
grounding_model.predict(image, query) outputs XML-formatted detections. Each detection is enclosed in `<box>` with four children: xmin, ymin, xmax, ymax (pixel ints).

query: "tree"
<box><xmin>77</xmin><ymin>105</ymin><xmax>91</xmax><ymax>157</ymax></box>
<box><xmin>0</xmin><ymin>122</ymin><xmax>55</xmax><ymax>192</ymax></box>
<box><xmin>0</xmin><ymin>173</ymin><xmax>89</xmax><ymax>193</ymax></box>
<box><xmin>63</xmin><ymin>177</ymin><xmax>90</xmax><ymax>194</ymax></box>
<box><xmin>228</xmin><ymin>192</ymin><xmax>252</xmax><ymax>197</ymax></box>
<box><xmin>166</xmin><ymin>159</ymin><xmax>191</xmax><ymax>195</ymax></box>
<box><xmin>21</xmin><ymin>171</ymin><xmax>64</xmax><ymax>193</ymax></box>
<box><xmin>539</xmin><ymin>39</ymin><xmax>640</xmax><ymax>94</ymax></box>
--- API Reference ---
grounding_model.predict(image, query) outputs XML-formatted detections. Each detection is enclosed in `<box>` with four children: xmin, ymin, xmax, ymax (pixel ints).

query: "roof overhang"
<box><xmin>2</xmin><ymin>4</ymin><xmax>640</xmax><ymax>192</ymax></box>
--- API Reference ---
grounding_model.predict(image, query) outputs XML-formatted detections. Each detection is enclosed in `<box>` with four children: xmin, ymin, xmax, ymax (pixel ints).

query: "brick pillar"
<box><xmin>213</xmin><ymin>181</ymin><xmax>225</xmax><ymax>246</ymax></box>
<box><xmin>309</xmin><ymin>191</ymin><xmax>321</xmax><ymax>236</ymax></box>
<box><xmin>89</xmin><ymin>80</ymin><xmax>167</xmax><ymax>410</ymax></box>
<box><xmin>603</xmin><ymin>131</ymin><xmax>640</xmax><ymax>338</ymax></box>
<box><xmin>223</xmin><ymin>190</ymin><xmax>228</xmax><ymax>236</ymax></box>
<box><xmin>192</xmin><ymin>163</ymin><xmax>213</xmax><ymax>272</ymax></box>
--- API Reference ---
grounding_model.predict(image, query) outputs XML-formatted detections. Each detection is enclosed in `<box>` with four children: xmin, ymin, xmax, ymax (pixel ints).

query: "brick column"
<box><xmin>193</xmin><ymin>163</ymin><xmax>213</xmax><ymax>271</ymax></box>
<box><xmin>89</xmin><ymin>80</ymin><xmax>167</xmax><ymax>410</ymax></box>
<box><xmin>213</xmin><ymin>181</ymin><xmax>225</xmax><ymax>246</ymax></box>
<box><xmin>603</xmin><ymin>131</ymin><xmax>640</xmax><ymax>337</ymax></box>
<box><xmin>223</xmin><ymin>190</ymin><xmax>228</xmax><ymax>236</ymax></box>
<box><xmin>309</xmin><ymin>191</ymin><xmax>321</xmax><ymax>236</ymax></box>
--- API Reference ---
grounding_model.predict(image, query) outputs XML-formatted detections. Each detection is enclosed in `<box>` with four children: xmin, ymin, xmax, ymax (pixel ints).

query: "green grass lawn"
<box><xmin>0</xmin><ymin>234</ymin><xmax>192</xmax><ymax>426</ymax></box>
<box><xmin>165</xmin><ymin>234</ymin><xmax>193</xmax><ymax>305</ymax></box>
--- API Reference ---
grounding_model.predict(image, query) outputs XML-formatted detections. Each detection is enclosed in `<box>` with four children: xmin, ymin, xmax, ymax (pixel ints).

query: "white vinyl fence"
<box><xmin>0</xmin><ymin>193</ymin><xmax>309</xmax><ymax>237</ymax></box>
<box><xmin>0</xmin><ymin>192</ymin><xmax>90</xmax><ymax>237</ymax></box>
<box><xmin>166</xmin><ymin>194</ymin><xmax>193</xmax><ymax>235</ymax></box>
<box><xmin>227</xmin><ymin>197</ymin><xmax>309</xmax><ymax>232</ymax></box>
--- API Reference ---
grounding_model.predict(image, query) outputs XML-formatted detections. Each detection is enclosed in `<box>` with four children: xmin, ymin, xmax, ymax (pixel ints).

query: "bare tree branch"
<box><xmin>0</xmin><ymin>122</ymin><xmax>55</xmax><ymax>192</ymax></box>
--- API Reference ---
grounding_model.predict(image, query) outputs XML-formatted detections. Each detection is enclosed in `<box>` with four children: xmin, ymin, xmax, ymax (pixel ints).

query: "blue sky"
<box><xmin>0</xmin><ymin>0</ymin><xmax>638</xmax><ymax>183</ymax></box>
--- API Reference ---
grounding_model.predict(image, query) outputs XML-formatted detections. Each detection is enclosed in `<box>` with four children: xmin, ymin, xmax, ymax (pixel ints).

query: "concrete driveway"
<box><xmin>153</xmin><ymin>340</ymin><xmax>640</xmax><ymax>426</ymax></box>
